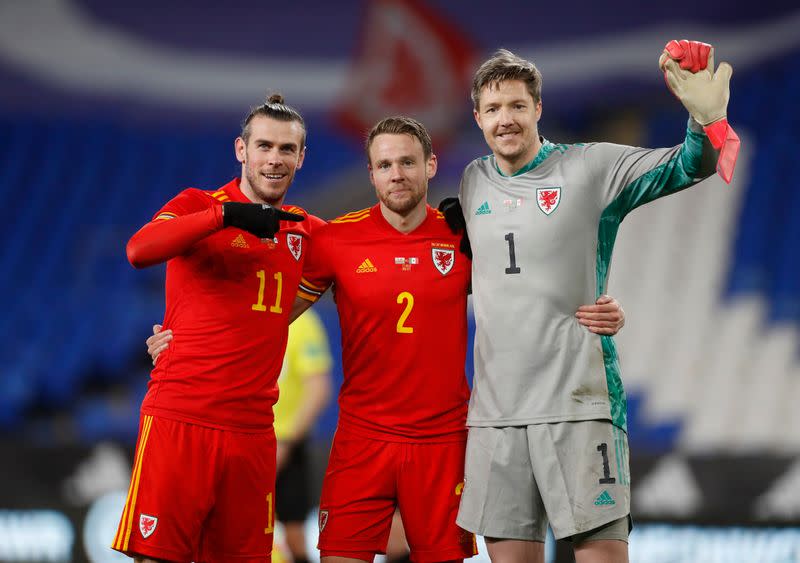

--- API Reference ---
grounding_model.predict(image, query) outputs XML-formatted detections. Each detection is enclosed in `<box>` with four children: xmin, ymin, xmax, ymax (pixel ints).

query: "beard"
<box><xmin>244</xmin><ymin>165</ymin><xmax>291</xmax><ymax>206</ymax></box>
<box><xmin>377</xmin><ymin>186</ymin><xmax>425</xmax><ymax>215</ymax></box>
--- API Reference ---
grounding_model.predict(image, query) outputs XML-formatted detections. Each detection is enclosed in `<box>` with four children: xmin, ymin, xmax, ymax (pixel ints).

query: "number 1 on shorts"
<box><xmin>596</xmin><ymin>443</ymin><xmax>616</xmax><ymax>484</ymax></box>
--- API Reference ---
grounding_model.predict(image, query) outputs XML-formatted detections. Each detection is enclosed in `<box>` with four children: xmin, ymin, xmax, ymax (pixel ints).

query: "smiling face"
<box><xmin>235</xmin><ymin>115</ymin><xmax>305</xmax><ymax>206</ymax></box>
<box><xmin>474</xmin><ymin>79</ymin><xmax>542</xmax><ymax>174</ymax></box>
<box><xmin>368</xmin><ymin>132</ymin><xmax>437</xmax><ymax>216</ymax></box>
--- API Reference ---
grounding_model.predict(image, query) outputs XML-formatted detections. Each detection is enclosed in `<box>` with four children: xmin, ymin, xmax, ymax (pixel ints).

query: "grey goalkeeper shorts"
<box><xmin>456</xmin><ymin>420</ymin><xmax>631</xmax><ymax>541</ymax></box>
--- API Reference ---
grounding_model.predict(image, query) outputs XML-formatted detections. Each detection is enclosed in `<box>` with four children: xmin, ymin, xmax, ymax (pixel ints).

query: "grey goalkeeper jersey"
<box><xmin>461</xmin><ymin>119</ymin><xmax>718</xmax><ymax>430</ymax></box>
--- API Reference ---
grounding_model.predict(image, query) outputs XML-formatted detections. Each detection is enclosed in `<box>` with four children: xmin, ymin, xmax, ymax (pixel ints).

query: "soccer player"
<box><xmin>274</xmin><ymin>308</ymin><xmax>333</xmax><ymax>563</ymax></box>
<box><xmin>293</xmin><ymin>116</ymin><xmax>477</xmax><ymax>563</ymax></box>
<box><xmin>450</xmin><ymin>43</ymin><xmax>737</xmax><ymax>563</ymax></box>
<box><xmin>114</xmin><ymin>94</ymin><xmax>325</xmax><ymax>563</ymax></box>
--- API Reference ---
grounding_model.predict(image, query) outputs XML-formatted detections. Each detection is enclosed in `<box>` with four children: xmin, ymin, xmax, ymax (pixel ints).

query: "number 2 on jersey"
<box><xmin>396</xmin><ymin>291</ymin><xmax>414</xmax><ymax>334</ymax></box>
<box><xmin>252</xmin><ymin>270</ymin><xmax>283</xmax><ymax>313</ymax></box>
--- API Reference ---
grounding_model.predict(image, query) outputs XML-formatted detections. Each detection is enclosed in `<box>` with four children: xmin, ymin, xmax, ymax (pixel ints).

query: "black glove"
<box><xmin>222</xmin><ymin>202</ymin><xmax>304</xmax><ymax>239</ymax></box>
<box><xmin>437</xmin><ymin>197</ymin><xmax>472</xmax><ymax>260</ymax></box>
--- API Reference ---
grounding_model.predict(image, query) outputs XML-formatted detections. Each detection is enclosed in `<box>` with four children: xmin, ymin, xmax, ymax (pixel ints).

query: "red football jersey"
<box><xmin>298</xmin><ymin>204</ymin><xmax>471</xmax><ymax>441</ymax></box>
<box><xmin>140</xmin><ymin>179</ymin><xmax>324</xmax><ymax>431</ymax></box>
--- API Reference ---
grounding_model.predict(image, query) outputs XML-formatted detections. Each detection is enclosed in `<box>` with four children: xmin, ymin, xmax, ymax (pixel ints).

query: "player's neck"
<box><xmin>496</xmin><ymin>136</ymin><xmax>543</xmax><ymax>176</ymax></box>
<box><xmin>379</xmin><ymin>200</ymin><xmax>428</xmax><ymax>234</ymax></box>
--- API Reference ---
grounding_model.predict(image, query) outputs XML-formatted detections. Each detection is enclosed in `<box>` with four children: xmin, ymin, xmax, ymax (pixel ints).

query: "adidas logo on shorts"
<box><xmin>594</xmin><ymin>490</ymin><xmax>616</xmax><ymax>506</ymax></box>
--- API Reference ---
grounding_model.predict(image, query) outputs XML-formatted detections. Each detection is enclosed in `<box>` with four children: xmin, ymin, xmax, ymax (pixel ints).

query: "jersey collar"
<box><xmin>224</xmin><ymin>178</ymin><xmax>252</xmax><ymax>203</ymax></box>
<box><xmin>492</xmin><ymin>137</ymin><xmax>555</xmax><ymax>177</ymax></box>
<box><xmin>371</xmin><ymin>203</ymin><xmax>436</xmax><ymax>236</ymax></box>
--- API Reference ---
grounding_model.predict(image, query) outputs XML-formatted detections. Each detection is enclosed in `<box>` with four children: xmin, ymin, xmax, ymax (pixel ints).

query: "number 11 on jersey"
<box><xmin>252</xmin><ymin>270</ymin><xmax>283</xmax><ymax>313</ymax></box>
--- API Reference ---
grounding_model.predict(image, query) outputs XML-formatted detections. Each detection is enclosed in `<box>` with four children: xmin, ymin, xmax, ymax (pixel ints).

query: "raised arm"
<box><xmin>660</xmin><ymin>39</ymin><xmax>739</xmax><ymax>184</ymax></box>
<box><xmin>127</xmin><ymin>190</ymin><xmax>304</xmax><ymax>269</ymax></box>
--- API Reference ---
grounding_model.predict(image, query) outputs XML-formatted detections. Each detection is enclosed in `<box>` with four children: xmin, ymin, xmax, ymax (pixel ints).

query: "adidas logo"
<box><xmin>475</xmin><ymin>201</ymin><xmax>491</xmax><ymax>215</ymax></box>
<box><xmin>231</xmin><ymin>234</ymin><xmax>249</xmax><ymax>248</ymax></box>
<box><xmin>594</xmin><ymin>490</ymin><xmax>616</xmax><ymax>506</ymax></box>
<box><xmin>356</xmin><ymin>258</ymin><xmax>378</xmax><ymax>273</ymax></box>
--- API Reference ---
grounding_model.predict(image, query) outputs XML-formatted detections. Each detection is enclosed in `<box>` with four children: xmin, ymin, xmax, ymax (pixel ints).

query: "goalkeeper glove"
<box><xmin>663</xmin><ymin>39</ymin><xmax>711</xmax><ymax>73</ymax></box>
<box><xmin>659</xmin><ymin>39</ymin><xmax>732</xmax><ymax>126</ymax></box>
<box><xmin>222</xmin><ymin>202</ymin><xmax>304</xmax><ymax>239</ymax></box>
<box><xmin>438</xmin><ymin>197</ymin><xmax>472</xmax><ymax>260</ymax></box>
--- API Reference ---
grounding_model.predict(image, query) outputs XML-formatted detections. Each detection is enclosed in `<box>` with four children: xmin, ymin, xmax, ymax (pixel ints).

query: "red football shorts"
<box><xmin>318</xmin><ymin>428</ymin><xmax>477</xmax><ymax>562</ymax></box>
<box><xmin>112</xmin><ymin>414</ymin><xmax>277</xmax><ymax>562</ymax></box>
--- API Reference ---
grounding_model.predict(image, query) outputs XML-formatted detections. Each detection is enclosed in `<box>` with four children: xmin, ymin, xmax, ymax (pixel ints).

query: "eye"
<box><xmin>515</xmin><ymin>104</ymin><xmax>526</xmax><ymax>110</ymax></box>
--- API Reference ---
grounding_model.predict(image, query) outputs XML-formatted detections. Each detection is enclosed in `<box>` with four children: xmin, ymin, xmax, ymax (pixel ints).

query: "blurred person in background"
<box><xmin>274</xmin><ymin>307</ymin><xmax>333</xmax><ymax>563</ymax></box>
<box><xmin>446</xmin><ymin>41</ymin><xmax>737</xmax><ymax>563</ymax></box>
<box><xmin>115</xmin><ymin>94</ymin><xmax>325</xmax><ymax>563</ymax></box>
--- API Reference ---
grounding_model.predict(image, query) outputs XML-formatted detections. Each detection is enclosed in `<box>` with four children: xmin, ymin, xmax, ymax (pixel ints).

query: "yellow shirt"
<box><xmin>273</xmin><ymin>309</ymin><xmax>333</xmax><ymax>440</ymax></box>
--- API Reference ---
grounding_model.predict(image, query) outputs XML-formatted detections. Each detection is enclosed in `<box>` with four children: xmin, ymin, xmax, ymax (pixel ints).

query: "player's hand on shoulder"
<box><xmin>147</xmin><ymin>324</ymin><xmax>173</xmax><ymax>366</ymax></box>
<box><xmin>437</xmin><ymin>197</ymin><xmax>472</xmax><ymax>260</ymax></box>
<box><xmin>575</xmin><ymin>295</ymin><xmax>625</xmax><ymax>335</ymax></box>
<box><xmin>222</xmin><ymin>202</ymin><xmax>305</xmax><ymax>239</ymax></box>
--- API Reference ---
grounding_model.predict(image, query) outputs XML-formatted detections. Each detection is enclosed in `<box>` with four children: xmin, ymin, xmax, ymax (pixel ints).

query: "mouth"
<box><xmin>496</xmin><ymin>130</ymin><xmax>520</xmax><ymax>141</ymax></box>
<box><xmin>262</xmin><ymin>172</ymin><xmax>287</xmax><ymax>181</ymax></box>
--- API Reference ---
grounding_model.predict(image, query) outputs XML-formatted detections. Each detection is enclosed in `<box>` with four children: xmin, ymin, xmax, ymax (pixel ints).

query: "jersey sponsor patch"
<box><xmin>432</xmin><ymin>246</ymin><xmax>455</xmax><ymax>275</ymax></box>
<box><xmin>536</xmin><ymin>187</ymin><xmax>561</xmax><ymax>215</ymax></box>
<box><xmin>395</xmin><ymin>256</ymin><xmax>419</xmax><ymax>271</ymax></box>
<box><xmin>319</xmin><ymin>509</ymin><xmax>329</xmax><ymax>532</ymax></box>
<box><xmin>139</xmin><ymin>514</ymin><xmax>158</xmax><ymax>538</ymax></box>
<box><xmin>287</xmin><ymin>234</ymin><xmax>303</xmax><ymax>260</ymax></box>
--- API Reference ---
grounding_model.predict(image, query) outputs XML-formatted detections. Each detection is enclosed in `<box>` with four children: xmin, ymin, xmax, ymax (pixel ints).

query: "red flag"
<box><xmin>335</xmin><ymin>0</ymin><xmax>476</xmax><ymax>144</ymax></box>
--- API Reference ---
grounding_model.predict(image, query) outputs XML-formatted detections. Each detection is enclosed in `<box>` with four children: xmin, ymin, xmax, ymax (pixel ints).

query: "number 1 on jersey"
<box><xmin>396</xmin><ymin>291</ymin><xmax>414</xmax><ymax>334</ymax></box>
<box><xmin>505</xmin><ymin>232</ymin><xmax>521</xmax><ymax>274</ymax></box>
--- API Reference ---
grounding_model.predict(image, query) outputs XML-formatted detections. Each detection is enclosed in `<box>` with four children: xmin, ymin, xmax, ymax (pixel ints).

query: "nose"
<box><xmin>266</xmin><ymin>148</ymin><xmax>283</xmax><ymax>165</ymax></box>
<box><xmin>389</xmin><ymin>163</ymin><xmax>405</xmax><ymax>181</ymax></box>
<box><xmin>497</xmin><ymin>106</ymin><xmax>514</xmax><ymax>126</ymax></box>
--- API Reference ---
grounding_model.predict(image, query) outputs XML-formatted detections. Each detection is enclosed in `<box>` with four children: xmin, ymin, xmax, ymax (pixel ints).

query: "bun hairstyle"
<box><xmin>241</xmin><ymin>93</ymin><xmax>306</xmax><ymax>144</ymax></box>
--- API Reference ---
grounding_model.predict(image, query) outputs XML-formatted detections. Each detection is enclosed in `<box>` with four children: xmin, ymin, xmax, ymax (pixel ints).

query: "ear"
<box><xmin>296</xmin><ymin>146</ymin><xmax>306</xmax><ymax>170</ymax></box>
<box><xmin>235</xmin><ymin>137</ymin><xmax>246</xmax><ymax>163</ymax></box>
<box><xmin>426</xmin><ymin>153</ymin><xmax>438</xmax><ymax>180</ymax></box>
<box><xmin>535</xmin><ymin>100</ymin><xmax>543</xmax><ymax>122</ymax></box>
<box><xmin>473</xmin><ymin>108</ymin><xmax>483</xmax><ymax>130</ymax></box>
<box><xmin>368</xmin><ymin>163</ymin><xmax>375</xmax><ymax>187</ymax></box>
